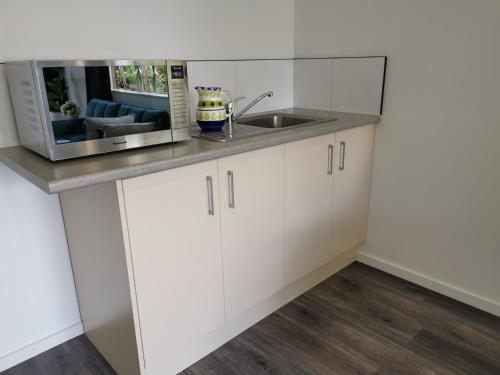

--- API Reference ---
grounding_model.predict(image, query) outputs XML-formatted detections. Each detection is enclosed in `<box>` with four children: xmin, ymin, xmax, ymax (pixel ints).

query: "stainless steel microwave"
<box><xmin>5</xmin><ymin>60</ymin><xmax>191</xmax><ymax>160</ymax></box>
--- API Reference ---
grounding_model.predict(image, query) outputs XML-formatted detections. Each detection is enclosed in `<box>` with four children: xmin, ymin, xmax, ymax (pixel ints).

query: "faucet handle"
<box><xmin>225</xmin><ymin>96</ymin><xmax>245</xmax><ymax>111</ymax></box>
<box><xmin>224</xmin><ymin>101</ymin><xmax>234</xmax><ymax>114</ymax></box>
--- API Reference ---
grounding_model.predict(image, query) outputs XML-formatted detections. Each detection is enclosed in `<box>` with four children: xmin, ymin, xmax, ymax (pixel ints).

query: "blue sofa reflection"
<box><xmin>52</xmin><ymin>98</ymin><xmax>169</xmax><ymax>144</ymax></box>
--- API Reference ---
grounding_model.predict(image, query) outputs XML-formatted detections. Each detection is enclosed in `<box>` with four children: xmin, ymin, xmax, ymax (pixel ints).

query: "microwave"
<box><xmin>5</xmin><ymin>60</ymin><xmax>191</xmax><ymax>160</ymax></box>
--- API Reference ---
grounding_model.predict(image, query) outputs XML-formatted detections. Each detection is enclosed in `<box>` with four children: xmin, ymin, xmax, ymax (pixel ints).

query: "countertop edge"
<box><xmin>0</xmin><ymin>152</ymin><xmax>53</xmax><ymax>193</ymax></box>
<box><xmin>0</xmin><ymin>112</ymin><xmax>380</xmax><ymax>194</ymax></box>
<box><xmin>47</xmin><ymin>116</ymin><xmax>379</xmax><ymax>194</ymax></box>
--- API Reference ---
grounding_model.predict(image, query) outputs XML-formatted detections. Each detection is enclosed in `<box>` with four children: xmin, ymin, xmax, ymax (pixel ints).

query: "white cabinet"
<box><xmin>121</xmin><ymin>160</ymin><xmax>225</xmax><ymax>369</ymax></box>
<box><xmin>332</xmin><ymin>124</ymin><xmax>375</xmax><ymax>256</ymax></box>
<box><xmin>60</xmin><ymin>125</ymin><xmax>376</xmax><ymax>375</ymax></box>
<box><xmin>218</xmin><ymin>146</ymin><xmax>285</xmax><ymax>319</ymax></box>
<box><xmin>284</xmin><ymin>134</ymin><xmax>335</xmax><ymax>284</ymax></box>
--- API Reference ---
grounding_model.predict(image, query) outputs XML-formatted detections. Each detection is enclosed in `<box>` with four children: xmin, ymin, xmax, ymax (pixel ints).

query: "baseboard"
<box><xmin>0</xmin><ymin>321</ymin><xmax>83</xmax><ymax>372</ymax></box>
<box><xmin>153</xmin><ymin>247</ymin><xmax>358</xmax><ymax>375</ymax></box>
<box><xmin>357</xmin><ymin>251</ymin><xmax>500</xmax><ymax>317</ymax></box>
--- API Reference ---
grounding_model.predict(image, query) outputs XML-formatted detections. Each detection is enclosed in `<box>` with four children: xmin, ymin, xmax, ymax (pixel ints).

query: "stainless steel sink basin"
<box><xmin>236</xmin><ymin>113</ymin><xmax>319</xmax><ymax>128</ymax></box>
<box><xmin>191</xmin><ymin>112</ymin><xmax>337</xmax><ymax>142</ymax></box>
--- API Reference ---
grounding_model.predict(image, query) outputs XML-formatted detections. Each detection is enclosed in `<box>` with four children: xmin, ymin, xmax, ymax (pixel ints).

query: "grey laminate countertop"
<box><xmin>0</xmin><ymin>108</ymin><xmax>380</xmax><ymax>194</ymax></box>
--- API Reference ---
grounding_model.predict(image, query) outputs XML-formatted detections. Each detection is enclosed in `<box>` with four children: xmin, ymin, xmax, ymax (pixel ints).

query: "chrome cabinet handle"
<box><xmin>327</xmin><ymin>144</ymin><xmax>334</xmax><ymax>175</ymax></box>
<box><xmin>206</xmin><ymin>176</ymin><xmax>215</xmax><ymax>215</ymax></box>
<box><xmin>339</xmin><ymin>141</ymin><xmax>346</xmax><ymax>171</ymax></box>
<box><xmin>227</xmin><ymin>171</ymin><xmax>235</xmax><ymax>208</ymax></box>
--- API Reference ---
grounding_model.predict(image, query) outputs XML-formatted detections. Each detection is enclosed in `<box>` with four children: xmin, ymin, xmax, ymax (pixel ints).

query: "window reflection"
<box><xmin>42</xmin><ymin>65</ymin><xmax>170</xmax><ymax>145</ymax></box>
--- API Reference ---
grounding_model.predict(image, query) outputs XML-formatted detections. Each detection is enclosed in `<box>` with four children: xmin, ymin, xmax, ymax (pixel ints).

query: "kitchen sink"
<box><xmin>191</xmin><ymin>112</ymin><xmax>337</xmax><ymax>142</ymax></box>
<box><xmin>236</xmin><ymin>113</ymin><xmax>320</xmax><ymax>128</ymax></box>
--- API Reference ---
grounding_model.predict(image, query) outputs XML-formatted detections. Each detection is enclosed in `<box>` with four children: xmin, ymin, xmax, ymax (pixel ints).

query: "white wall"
<box><xmin>295</xmin><ymin>0</ymin><xmax>500</xmax><ymax>315</ymax></box>
<box><xmin>0</xmin><ymin>163</ymin><xmax>82</xmax><ymax>371</ymax></box>
<box><xmin>2</xmin><ymin>0</ymin><xmax>294</xmax><ymax>61</ymax></box>
<box><xmin>0</xmin><ymin>0</ymin><xmax>295</xmax><ymax>369</ymax></box>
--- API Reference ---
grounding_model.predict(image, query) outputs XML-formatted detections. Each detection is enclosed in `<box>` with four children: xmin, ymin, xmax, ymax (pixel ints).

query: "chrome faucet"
<box><xmin>230</xmin><ymin>91</ymin><xmax>273</xmax><ymax>122</ymax></box>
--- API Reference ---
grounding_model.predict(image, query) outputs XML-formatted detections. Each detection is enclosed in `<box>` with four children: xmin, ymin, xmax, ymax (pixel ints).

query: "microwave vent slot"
<box><xmin>21</xmin><ymin>82</ymin><xmax>40</xmax><ymax>132</ymax></box>
<box><xmin>5</xmin><ymin>62</ymin><xmax>49</xmax><ymax>157</ymax></box>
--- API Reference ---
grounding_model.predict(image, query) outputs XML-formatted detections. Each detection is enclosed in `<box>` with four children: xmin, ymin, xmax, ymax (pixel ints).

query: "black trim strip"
<box><xmin>379</xmin><ymin>57</ymin><xmax>387</xmax><ymax>115</ymax></box>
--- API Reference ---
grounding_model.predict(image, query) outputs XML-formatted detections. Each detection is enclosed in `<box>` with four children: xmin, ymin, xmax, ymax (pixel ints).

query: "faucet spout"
<box><xmin>232</xmin><ymin>91</ymin><xmax>273</xmax><ymax>122</ymax></box>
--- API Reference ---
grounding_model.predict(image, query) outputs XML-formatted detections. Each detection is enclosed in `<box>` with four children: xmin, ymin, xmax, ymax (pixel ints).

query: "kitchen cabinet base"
<box><xmin>163</xmin><ymin>245</ymin><xmax>358</xmax><ymax>374</ymax></box>
<box><xmin>59</xmin><ymin>182</ymin><xmax>142</xmax><ymax>375</ymax></box>
<box><xmin>59</xmin><ymin>121</ymin><xmax>373</xmax><ymax>374</ymax></box>
<box><xmin>60</xmin><ymin>179</ymin><xmax>358</xmax><ymax>374</ymax></box>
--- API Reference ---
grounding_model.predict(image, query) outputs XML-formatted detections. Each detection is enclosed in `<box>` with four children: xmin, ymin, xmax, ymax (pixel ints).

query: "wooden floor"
<box><xmin>4</xmin><ymin>262</ymin><xmax>500</xmax><ymax>374</ymax></box>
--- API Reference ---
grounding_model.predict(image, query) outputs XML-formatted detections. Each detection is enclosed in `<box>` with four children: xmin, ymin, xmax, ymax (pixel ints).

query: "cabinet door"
<box><xmin>218</xmin><ymin>146</ymin><xmax>285</xmax><ymax>319</ymax></box>
<box><xmin>332</xmin><ymin>124</ymin><xmax>375</xmax><ymax>256</ymax></box>
<box><xmin>122</xmin><ymin>160</ymin><xmax>225</xmax><ymax>369</ymax></box>
<box><xmin>284</xmin><ymin>134</ymin><xmax>335</xmax><ymax>284</ymax></box>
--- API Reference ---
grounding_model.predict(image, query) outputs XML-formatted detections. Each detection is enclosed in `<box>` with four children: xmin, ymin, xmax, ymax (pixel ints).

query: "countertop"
<box><xmin>0</xmin><ymin>108</ymin><xmax>380</xmax><ymax>194</ymax></box>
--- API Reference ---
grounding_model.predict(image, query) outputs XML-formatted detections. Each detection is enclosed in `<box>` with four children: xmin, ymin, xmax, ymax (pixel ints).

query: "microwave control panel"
<box><xmin>167</xmin><ymin>60</ymin><xmax>190</xmax><ymax>131</ymax></box>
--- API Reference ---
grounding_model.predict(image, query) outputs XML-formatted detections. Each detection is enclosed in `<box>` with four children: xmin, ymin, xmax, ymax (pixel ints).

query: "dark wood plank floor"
<box><xmin>4</xmin><ymin>262</ymin><xmax>500</xmax><ymax>374</ymax></box>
